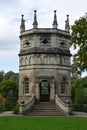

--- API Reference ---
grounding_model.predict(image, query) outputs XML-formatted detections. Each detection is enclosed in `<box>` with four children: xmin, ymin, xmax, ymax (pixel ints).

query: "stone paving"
<box><xmin>73</xmin><ymin>111</ymin><xmax>87</xmax><ymax>117</ymax></box>
<box><xmin>0</xmin><ymin>111</ymin><xmax>18</xmax><ymax>116</ymax></box>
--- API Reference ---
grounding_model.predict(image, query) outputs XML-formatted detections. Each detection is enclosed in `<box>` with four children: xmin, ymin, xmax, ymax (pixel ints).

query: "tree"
<box><xmin>0</xmin><ymin>93</ymin><xmax>7</xmax><ymax>112</ymax></box>
<box><xmin>0</xmin><ymin>71</ymin><xmax>19</xmax><ymax>110</ymax></box>
<box><xmin>0</xmin><ymin>71</ymin><xmax>4</xmax><ymax>83</ymax></box>
<box><xmin>4</xmin><ymin>71</ymin><xmax>15</xmax><ymax>80</ymax></box>
<box><xmin>71</xmin><ymin>14</ymin><xmax>87</xmax><ymax>76</ymax></box>
<box><xmin>71</xmin><ymin>76</ymin><xmax>87</xmax><ymax>111</ymax></box>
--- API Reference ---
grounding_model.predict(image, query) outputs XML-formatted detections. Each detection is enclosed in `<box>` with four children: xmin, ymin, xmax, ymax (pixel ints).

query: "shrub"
<box><xmin>0</xmin><ymin>94</ymin><xmax>7</xmax><ymax>112</ymax></box>
<box><xmin>13</xmin><ymin>104</ymin><xmax>19</xmax><ymax>114</ymax></box>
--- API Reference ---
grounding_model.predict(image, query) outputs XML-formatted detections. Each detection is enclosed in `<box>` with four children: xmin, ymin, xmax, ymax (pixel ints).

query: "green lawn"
<box><xmin>0</xmin><ymin>116</ymin><xmax>87</xmax><ymax>130</ymax></box>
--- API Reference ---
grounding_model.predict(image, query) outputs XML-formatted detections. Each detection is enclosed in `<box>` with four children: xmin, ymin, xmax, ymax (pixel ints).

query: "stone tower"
<box><xmin>19</xmin><ymin>11</ymin><xmax>72</xmax><ymax>115</ymax></box>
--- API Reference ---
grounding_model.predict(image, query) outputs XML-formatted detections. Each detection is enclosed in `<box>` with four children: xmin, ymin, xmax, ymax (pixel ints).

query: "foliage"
<box><xmin>13</xmin><ymin>104</ymin><xmax>19</xmax><ymax>114</ymax></box>
<box><xmin>3</xmin><ymin>71</ymin><xmax>15</xmax><ymax>80</ymax></box>
<box><xmin>74</xmin><ymin>88</ymin><xmax>87</xmax><ymax>111</ymax></box>
<box><xmin>0</xmin><ymin>93</ymin><xmax>7</xmax><ymax>112</ymax></box>
<box><xmin>71</xmin><ymin>15</ymin><xmax>87</xmax><ymax>76</ymax></box>
<box><xmin>0</xmin><ymin>71</ymin><xmax>4</xmax><ymax>83</ymax></box>
<box><xmin>71</xmin><ymin>76</ymin><xmax>87</xmax><ymax>111</ymax></box>
<box><xmin>0</xmin><ymin>71</ymin><xmax>19</xmax><ymax>110</ymax></box>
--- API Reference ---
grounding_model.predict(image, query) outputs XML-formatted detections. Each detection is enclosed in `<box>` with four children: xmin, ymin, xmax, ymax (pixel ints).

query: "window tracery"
<box><xmin>23</xmin><ymin>77</ymin><xmax>29</xmax><ymax>94</ymax></box>
<box><xmin>61</xmin><ymin>76</ymin><xmax>66</xmax><ymax>94</ymax></box>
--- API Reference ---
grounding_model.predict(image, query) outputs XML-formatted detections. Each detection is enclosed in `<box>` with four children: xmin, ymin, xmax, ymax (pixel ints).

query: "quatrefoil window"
<box><xmin>25</xmin><ymin>40</ymin><xmax>30</xmax><ymax>45</ymax></box>
<box><xmin>42</xmin><ymin>39</ymin><xmax>48</xmax><ymax>44</ymax></box>
<box><xmin>60</xmin><ymin>42</ymin><xmax>65</xmax><ymax>46</ymax></box>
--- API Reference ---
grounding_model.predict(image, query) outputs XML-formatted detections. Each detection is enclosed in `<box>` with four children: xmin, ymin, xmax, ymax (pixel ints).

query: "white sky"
<box><xmin>0</xmin><ymin>0</ymin><xmax>87</xmax><ymax>73</ymax></box>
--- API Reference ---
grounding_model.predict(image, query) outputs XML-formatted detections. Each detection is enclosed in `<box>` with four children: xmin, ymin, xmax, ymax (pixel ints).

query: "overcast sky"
<box><xmin>0</xmin><ymin>0</ymin><xmax>87</xmax><ymax>73</ymax></box>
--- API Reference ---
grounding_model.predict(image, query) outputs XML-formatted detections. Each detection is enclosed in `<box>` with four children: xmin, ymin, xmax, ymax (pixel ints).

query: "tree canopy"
<box><xmin>0</xmin><ymin>70</ymin><xmax>19</xmax><ymax>111</ymax></box>
<box><xmin>71</xmin><ymin>76</ymin><xmax>87</xmax><ymax>111</ymax></box>
<box><xmin>71</xmin><ymin>14</ymin><xmax>87</xmax><ymax>76</ymax></box>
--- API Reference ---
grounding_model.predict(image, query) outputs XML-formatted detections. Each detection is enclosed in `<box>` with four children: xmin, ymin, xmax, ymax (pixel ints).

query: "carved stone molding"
<box><xmin>36</xmin><ymin>76</ymin><xmax>55</xmax><ymax>83</ymax></box>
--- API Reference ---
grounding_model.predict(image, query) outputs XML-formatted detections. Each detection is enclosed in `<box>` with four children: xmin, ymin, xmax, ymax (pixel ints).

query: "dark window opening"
<box><xmin>61</xmin><ymin>77</ymin><xmax>66</xmax><ymax>94</ymax></box>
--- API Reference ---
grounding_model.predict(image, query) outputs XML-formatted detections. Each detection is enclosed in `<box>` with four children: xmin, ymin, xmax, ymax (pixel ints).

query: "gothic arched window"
<box><xmin>61</xmin><ymin>76</ymin><xmax>66</xmax><ymax>94</ymax></box>
<box><xmin>24</xmin><ymin>77</ymin><xmax>29</xmax><ymax>94</ymax></box>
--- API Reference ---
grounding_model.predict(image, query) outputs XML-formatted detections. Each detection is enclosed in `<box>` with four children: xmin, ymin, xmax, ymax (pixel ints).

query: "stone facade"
<box><xmin>18</xmin><ymin>11</ymin><xmax>71</xmax><ymax>113</ymax></box>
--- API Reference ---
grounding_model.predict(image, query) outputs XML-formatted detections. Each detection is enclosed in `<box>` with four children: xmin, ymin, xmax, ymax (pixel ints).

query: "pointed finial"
<box><xmin>20</xmin><ymin>14</ymin><xmax>25</xmax><ymax>33</ymax></box>
<box><xmin>65</xmin><ymin>15</ymin><xmax>70</xmax><ymax>32</ymax></box>
<box><xmin>33</xmin><ymin>10</ymin><xmax>38</xmax><ymax>29</ymax></box>
<box><xmin>53</xmin><ymin>10</ymin><xmax>58</xmax><ymax>29</ymax></box>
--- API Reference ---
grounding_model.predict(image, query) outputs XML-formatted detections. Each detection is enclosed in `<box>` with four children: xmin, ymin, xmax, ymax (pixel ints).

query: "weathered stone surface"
<box><xmin>18</xmin><ymin>12</ymin><xmax>71</xmax><ymax>114</ymax></box>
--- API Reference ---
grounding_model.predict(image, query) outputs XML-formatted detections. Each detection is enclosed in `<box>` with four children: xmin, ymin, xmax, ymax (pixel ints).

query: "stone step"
<box><xmin>32</xmin><ymin>109</ymin><xmax>61</xmax><ymax>112</ymax></box>
<box><xmin>26</xmin><ymin>111</ymin><xmax>65</xmax><ymax>116</ymax></box>
<box><xmin>25</xmin><ymin>102</ymin><xmax>66</xmax><ymax>116</ymax></box>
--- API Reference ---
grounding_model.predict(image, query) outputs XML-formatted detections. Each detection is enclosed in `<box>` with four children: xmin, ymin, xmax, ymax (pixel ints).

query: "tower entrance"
<box><xmin>40</xmin><ymin>81</ymin><xmax>50</xmax><ymax>102</ymax></box>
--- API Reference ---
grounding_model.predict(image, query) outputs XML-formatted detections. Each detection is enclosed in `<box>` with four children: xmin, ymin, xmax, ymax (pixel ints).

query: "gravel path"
<box><xmin>73</xmin><ymin>111</ymin><xmax>87</xmax><ymax>117</ymax></box>
<box><xmin>0</xmin><ymin>111</ymin><xmax>18</xmax><ymax>116</ymax></box>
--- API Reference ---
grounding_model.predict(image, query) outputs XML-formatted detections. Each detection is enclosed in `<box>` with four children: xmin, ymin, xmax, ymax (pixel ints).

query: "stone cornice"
<box><xmin>19</xmin><ymin>65</ymin><xmax>71</xmax><ymax>71</ymax></box>
<box><xmin>19</xmin><ymin>47</ymin><xmax>71</xmax><ymax>56</ymax></box>
<box><xmin>19</xmin><ymin>28</ymin><xmax>70</xmax><ymax>38</ymax></box>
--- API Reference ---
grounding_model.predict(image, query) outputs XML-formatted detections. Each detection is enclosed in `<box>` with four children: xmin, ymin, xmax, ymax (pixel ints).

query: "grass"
<box><xmin>0</xmin><ymin>116</ymin><xmax>87</xmax><ymax>130</ymax></box>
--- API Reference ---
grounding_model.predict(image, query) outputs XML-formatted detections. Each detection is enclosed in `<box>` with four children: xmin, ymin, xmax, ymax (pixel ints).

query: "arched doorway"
<box><xmin>40</xmin><ymin>80</ymin><xmax>50</xmax><ymax>102</ymax></box>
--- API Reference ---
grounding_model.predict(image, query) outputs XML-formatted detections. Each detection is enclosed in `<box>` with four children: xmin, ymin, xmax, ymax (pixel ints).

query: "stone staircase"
<box><xmin>25</xmin><ymin>102</ymin><xmax>66</xmax><ymax>116</ymax></box>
